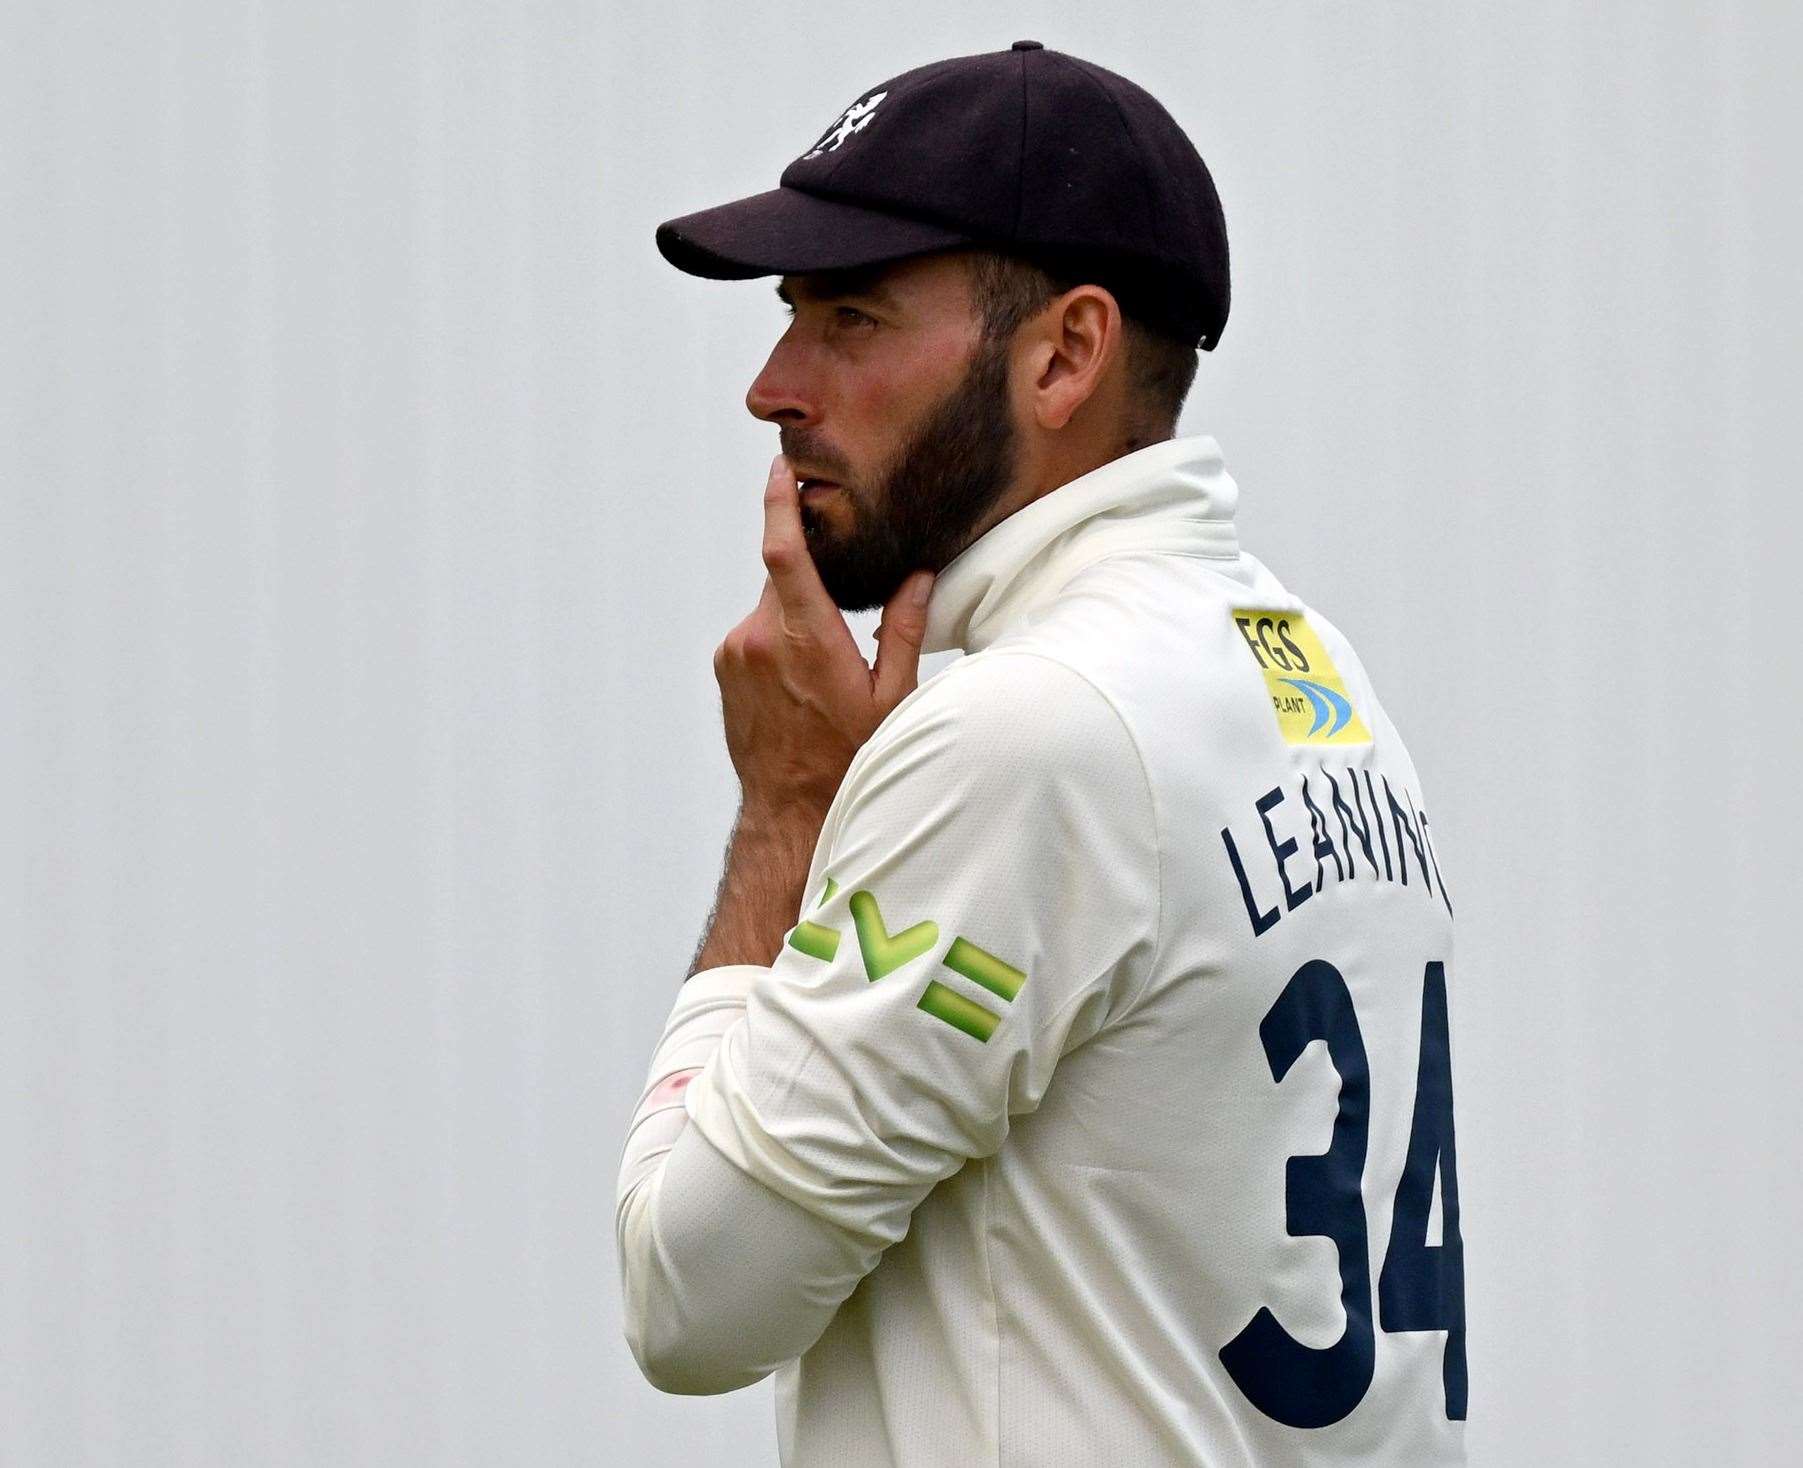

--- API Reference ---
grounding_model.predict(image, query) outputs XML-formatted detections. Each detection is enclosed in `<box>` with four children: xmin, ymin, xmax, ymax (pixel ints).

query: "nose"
<box><xmin>744</xmin><ymin>334</ymin><xmax>821</xmax><ymax>428</ymax></box>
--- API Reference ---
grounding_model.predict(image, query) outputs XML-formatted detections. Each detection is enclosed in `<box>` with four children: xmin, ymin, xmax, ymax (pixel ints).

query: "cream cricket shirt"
<box><xmin>616</xmin><ymin>435</ymin><xmax>1467</xmax><ymax>1466</ymax></box>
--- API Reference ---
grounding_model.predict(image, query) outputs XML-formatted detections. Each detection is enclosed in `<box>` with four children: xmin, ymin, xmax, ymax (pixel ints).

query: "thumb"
<box><xmin>871</xmin><ymin>570</ymin><xmax>935</xmax><ymax>707</ymax></box>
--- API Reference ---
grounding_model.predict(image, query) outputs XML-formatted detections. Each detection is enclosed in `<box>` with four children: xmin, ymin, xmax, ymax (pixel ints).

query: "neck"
<box><xmin>991</xmin><ymin>419</ymin><xmax>1174</xmax><ymax>538</ymax></box>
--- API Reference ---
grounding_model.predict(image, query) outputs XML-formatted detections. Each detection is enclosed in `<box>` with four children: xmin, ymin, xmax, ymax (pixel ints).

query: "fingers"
<box><xmin>871</xmin><ymin>569</ymin><xmax>935</xmax><ymax>708</ymax></box>
<box><xmin>761</xmin><ymin>453</ymin><xmax>835</xmax><ymax>631</ymax></box>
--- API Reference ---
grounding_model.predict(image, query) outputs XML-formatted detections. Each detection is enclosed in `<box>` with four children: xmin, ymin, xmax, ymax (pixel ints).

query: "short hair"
<box><xmin>961</xmin><ymin>247</ymin><xmax>1200</xmax><ymax>437</ymax></box>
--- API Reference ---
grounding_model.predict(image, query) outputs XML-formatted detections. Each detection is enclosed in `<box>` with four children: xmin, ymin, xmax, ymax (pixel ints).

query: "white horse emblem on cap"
<box><xmin>802</xmin><ymin>90</ymin><xmax>888</xmax><ymax>159</ymax></box>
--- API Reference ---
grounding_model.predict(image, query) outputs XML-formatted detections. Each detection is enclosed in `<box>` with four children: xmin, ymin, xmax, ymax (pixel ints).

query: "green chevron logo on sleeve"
<box><xmin>917</xmin><ymin>936</ymin><xmax>1022</xmax><ymax>1039</ymax></box>
<box><xmin>850</xmin><ymin>890</ymin><xmax>939</xmax><ymax>979</ymax></box>
<box><xmin>943</xmin><ymin>935</ymin><xmax>1024</xmax><ymax>1001</ymax></box>
<box><xmin>788</xmin><ymin>876</ymin><xmax>841</xmax><ymax>961</ymax></box>
<box><xmin>917</xmin><ymin>979</ymin><xmax>1002</xmax><ymax>1042</ymax></box>
<box><xmin>785</xmin><ymin>874</ymin><xmax>1027</xmax><ymax>1042</ymax></box>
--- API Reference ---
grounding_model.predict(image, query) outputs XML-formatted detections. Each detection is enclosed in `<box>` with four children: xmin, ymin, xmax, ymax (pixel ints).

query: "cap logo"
<box><xmin>801</xmin><ymin>90</ymin><xmax>888</xmax><ymax>160</ymax></box>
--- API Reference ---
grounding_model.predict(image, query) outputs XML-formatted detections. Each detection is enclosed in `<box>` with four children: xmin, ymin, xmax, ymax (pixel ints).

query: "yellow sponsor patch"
<box><xmin>1232</xmin><ymin>609</ymin><xmax>1372</xmax><ymax>745</ymax></box>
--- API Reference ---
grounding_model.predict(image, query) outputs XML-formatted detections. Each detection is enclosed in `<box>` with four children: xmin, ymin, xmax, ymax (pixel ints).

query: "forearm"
<box><xmin>618</xmin><ymin>1120</ymin><xmax>875</xmax><ymax>1394</ymax></box>
<box><xmin>616</xmin><ymin>966</ymin><xmax>876</xmax><ymax>1395</ymax></box>
<box><xmin>686</xmin><ymin>800</ymin><xmax>824</xmax><ymax>978</ymax></box>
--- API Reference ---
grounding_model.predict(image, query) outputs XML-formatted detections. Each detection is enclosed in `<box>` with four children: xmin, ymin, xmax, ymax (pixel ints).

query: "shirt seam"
<box><xmin>1011</xmin><ymin>51</ymin><xmax>1029</xmax><ymax>243</ymax></box>
<box><xmin>970</xmin><ymin>649</ymin><xmax>1167</xmax><ymax>1032</ymax></box>
<box><xmin>982</xmin><ymin>1155</ymin><xmax>1001</xmax><ymax>1468</ymax></box>
<box><xmin>1047</xmin><ymin>54</ymin><xmax>1165</xmax><ymax>259</ymax></box>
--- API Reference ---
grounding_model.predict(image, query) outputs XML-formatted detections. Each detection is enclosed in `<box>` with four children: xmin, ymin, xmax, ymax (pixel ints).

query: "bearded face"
<box><xmin>788</xmin><ymin>329</ymin><xmax>1019</xmax><ymax>612</ymax></box>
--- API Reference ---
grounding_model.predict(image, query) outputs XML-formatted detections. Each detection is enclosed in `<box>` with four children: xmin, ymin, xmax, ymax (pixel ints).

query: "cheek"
<box><xmin>838</xmin><ymin>358</ymin><xmax>912</xmax><ymax>423</ymax></box>
<box><xmin>840</xmin><ymin>336</ymin><xmax>969</xmax><ymax>445</ymax></box>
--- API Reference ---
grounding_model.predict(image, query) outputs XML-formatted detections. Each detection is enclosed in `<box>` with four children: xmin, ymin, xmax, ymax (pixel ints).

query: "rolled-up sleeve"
<box><xmin>614</xmin><ymin>650</ymin><xmax>1162</xmax><ymax>1394</ymax></box>
<box><xmin>615</xmin><ymin>967</ymin><xmax>884</xmax><ymax>1394</ymax></box>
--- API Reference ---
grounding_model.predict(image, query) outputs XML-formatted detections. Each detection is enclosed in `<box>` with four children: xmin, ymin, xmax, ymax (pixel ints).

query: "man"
<box><xmin>616</xmin><ymin>40</ymin><xmax>1466</xmax><ymax>1466</ymax></box>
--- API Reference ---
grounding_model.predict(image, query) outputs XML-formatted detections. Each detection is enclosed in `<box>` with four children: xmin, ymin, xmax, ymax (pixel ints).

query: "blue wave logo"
<box><xmin>1278</xmin><ymin>677</ymin><xmax>1355</xmax><ymax>738</ymax></box>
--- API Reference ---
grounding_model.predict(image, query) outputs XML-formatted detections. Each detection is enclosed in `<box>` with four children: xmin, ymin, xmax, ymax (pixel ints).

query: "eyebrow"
<box><xmin>775</xmin><ymin>269</ymin><xmax>900</xmax><ymax>311</ymax></box>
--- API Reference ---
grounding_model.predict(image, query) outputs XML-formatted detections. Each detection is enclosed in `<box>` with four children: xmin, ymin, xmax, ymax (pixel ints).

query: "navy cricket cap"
<box><xmin>655</xmin><ymin>40</ymin><xmax>1230</xmax><ymax>350</ymax></box>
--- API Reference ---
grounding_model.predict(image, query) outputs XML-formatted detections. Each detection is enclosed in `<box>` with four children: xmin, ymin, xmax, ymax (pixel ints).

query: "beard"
<box><xmin>794</xmin><ymin>333</ymin><xmax>1019</xmax><ymax>613</ymax></box>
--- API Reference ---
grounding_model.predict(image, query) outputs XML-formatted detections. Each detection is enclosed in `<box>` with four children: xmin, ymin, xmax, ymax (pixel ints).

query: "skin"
<box><xmin>688</xmin><ymin>246</ymin><xmax>1162</xmax><ymax>977</ymax></box>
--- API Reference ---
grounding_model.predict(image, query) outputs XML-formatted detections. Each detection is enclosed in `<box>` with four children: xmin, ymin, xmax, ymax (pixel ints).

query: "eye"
<box><xmin>834</xmin><ymin>305</ymin><xmax>877</xmax><ymax>328</ymax></box>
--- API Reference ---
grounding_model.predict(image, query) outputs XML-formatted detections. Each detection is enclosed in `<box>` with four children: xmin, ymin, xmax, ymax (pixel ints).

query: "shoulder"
<box><xmin>861</xmin><ymin>648</ymin><xmax>1145</xmax><ymax>795</ymax></box>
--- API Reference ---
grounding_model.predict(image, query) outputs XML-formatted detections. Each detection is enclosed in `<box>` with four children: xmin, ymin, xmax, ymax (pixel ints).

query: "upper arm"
<box><xmin>683</xmin><ymin>650</ymin><xmax>1163</xmax><ymax>1251</ymax></box>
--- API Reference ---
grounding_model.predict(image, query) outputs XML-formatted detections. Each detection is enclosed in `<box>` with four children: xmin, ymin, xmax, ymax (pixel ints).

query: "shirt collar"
<box><xmin>921</xmin><ymin>433</ymin><xmax>1241</xmax><ymax>655</ymax></box>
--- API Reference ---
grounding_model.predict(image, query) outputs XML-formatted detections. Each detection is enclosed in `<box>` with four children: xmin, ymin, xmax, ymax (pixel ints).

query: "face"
<box><xmin>744</xmin><ymin>249</ymin><xmax>1021</xmax><ymax>612</ymax></box>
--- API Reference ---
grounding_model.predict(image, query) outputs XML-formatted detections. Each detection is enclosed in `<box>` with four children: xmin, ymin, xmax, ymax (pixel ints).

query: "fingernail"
<box><xmin>911</xmin><ymin>573</ymin><xmax>935</xmax><ymax>606</ymax></box>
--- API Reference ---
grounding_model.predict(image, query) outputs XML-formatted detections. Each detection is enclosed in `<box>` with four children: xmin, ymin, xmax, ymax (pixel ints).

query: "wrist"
<box><xmin>685</xmin><ymin>798</ymin><xmax>828</xmax><ymax>979</ymax></box>
<box><xmin>734</xmin><ymin>796</ymin><xmax>830</xmax><ymax>850</ymax></box>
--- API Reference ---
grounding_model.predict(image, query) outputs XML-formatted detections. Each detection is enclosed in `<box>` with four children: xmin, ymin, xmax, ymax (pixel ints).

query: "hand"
<box><xmin>713</xmin><ymin>453</ymin><xmax>936</xmax><ymax>823</ymax></box>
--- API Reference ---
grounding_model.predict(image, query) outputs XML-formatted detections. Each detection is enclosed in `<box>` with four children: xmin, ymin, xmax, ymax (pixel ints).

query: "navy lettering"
<box><xmin>1360</xmin><ymin>770</ymin><xmax>1393</xmax><ymax>881</ymax></box>
<box><xmin>1331</xmin><ymin>767</ymin><xmax>1379</xmax><ymax>879</ymax></box>
<box><xmin>1419</xmin><ymin>810</ymin><xmax>1454</xmax><ymax>919</ymax></box>
<box><xmin>1384</xmin><ymin>776</ymin><xmax>1431</xmax><ymax>895</ymax></box>
<box><xmin>1300</xmin><ymin>773</ymin><xmax>1344</xmax><ymax>890</ymax></box>
<box><xmin>1258</xmin><ymin>786</ymin><xmax>1312</xmax><ymax>913</ymax></box>
<box><xmin>1222</xmin><ymin>825</ymin><xmax>1281</xmax><ymax>937</ymax></box>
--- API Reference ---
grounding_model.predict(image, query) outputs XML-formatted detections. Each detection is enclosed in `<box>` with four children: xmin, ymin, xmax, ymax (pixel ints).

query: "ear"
<box><xmin>1025</xmin><ymin>284</ymin><xmax>1123</xmax><ymax>431</ymax></box>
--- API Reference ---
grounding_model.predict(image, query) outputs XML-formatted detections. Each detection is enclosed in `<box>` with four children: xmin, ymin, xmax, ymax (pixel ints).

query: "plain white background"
<box><xmin>4</xmin><ymin>2</ymin><xmax>1799</xmax><ymax>1463</ymax></box>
